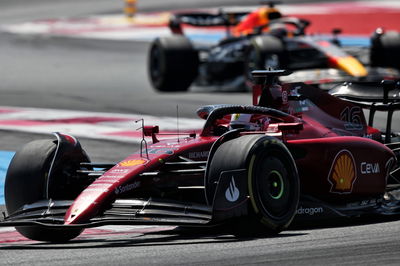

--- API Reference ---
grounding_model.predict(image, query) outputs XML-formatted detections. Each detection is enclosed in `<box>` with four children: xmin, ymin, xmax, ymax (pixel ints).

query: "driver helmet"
<box><xmin>259</xmin><ymin>6</ymin><xmax>282</xmax><ymax>21</ymax></box>
<box><xmin>229</xmin><ymin>113</ymin><xmax>270</xmax><ymax>130</ymax></box>
<box><xmin>232</xmin><ymin>4</ymin><xmax>282</xmax><ymax>36</ymax></box>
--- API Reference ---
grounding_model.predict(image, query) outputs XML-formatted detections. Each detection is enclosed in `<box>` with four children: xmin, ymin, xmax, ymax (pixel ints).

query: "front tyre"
<box><xmin>5</xmin><ymin>139</ymin><xmax>86</xmax><ymax>242</ymax></box>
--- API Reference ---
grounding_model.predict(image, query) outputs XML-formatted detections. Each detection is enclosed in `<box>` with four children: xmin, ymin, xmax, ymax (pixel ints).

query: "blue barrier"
<box><xmin>0</xmin><ymin>151</ymin><xmax>15</xmax><ymax>205</ymax></box>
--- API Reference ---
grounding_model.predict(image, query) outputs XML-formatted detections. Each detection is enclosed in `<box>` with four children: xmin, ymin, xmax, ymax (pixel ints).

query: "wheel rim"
<box><xmin>256</xmin><ymin>156</ymin><xmax>292</xmax><ymax>219</ymax></box>
<box><xmin>267</xmin><ymin>170</ymin><xmax>284</xmax><ymax>200</ymax></box>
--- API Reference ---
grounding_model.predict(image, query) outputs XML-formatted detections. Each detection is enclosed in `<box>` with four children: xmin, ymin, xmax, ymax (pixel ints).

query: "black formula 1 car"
<box><xmin>1</xmin><ymin>70</ymin><xmax>400</xmax><ymax>242</ymax></box>
<box><xmin>148</xmin><ymin>8</ymin><xmax>400</xmax><ymax>92</ymax></box>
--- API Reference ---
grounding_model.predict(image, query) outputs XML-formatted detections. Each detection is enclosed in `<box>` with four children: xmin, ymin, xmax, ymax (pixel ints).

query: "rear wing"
<box><xmin>330</xmin><ymin>80</ymin><xmax>400</xmax><ymax>143</ymax></box>
<box><xmin>169</xmin><ymin>11</ymin><xmax>247</xmax><ymax>34</ymax></box>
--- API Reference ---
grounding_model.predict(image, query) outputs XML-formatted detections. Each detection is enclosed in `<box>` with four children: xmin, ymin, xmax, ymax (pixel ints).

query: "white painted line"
<box><xmin>0</xmin><ymin>227</ymin><xmax>15</xmax><ymax>232</ymax></box>
<box><xmin>0</xmin><ymin>106</ymin><xmax>204</xmax><ymax>143</ymax></box>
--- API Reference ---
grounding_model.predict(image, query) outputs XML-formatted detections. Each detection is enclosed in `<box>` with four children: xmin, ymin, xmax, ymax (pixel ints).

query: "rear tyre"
<box><xmin>5</xmin><ymin>139</ymin><xmax>87</xmax><ymax>242</ymax></box>
<box><xmin>370</xmin><ymin>30</ymin><xmax>400</xmax><ymax>70</ymax></box>
<box><xmin>244</xmin><ymin>35</ymin><xmax>286</xmax><ymax>89</ymax></box>
<box><xmin>206</xmin><ymin>135</ymin><xmax>299</xmax><ymax>235</ymax></box>
<box><xmin>148</xmin><ymin>36</ymin><xmax>199</xmax><ymax>92</ymax></box>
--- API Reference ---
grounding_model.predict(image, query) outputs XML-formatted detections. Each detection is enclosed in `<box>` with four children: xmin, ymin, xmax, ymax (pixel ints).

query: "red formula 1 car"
<box><xmin>1</xmin><ymin>70</ymin><xmax>400</xmax><ymax>242</ymax></box>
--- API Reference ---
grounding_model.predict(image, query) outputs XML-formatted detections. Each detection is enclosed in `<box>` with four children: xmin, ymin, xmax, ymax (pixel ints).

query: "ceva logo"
<box><xmin>225</xmin><ymin>177</ymin><xmax>240</xmax><ymax>202</ymax></box>
<box><xmin>361</xmin><ymin>162</ymin><xmax>380</xmax><ymax>174</ymax></box>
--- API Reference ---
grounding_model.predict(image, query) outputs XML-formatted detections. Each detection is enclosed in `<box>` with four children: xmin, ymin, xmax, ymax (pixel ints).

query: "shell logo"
<box><xmin>119</xmin><ymin>159</ymin><xmax>147</xmax><ymax>167</ymax></box>
<box><xmin>328</xmin><ymin>150</ymin><xmax>357</xmax><ymax>194</ymax></box>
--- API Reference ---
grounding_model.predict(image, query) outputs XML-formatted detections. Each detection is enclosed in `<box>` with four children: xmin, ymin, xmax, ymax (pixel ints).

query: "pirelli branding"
<box><xmin>328</xmin><ymin>149</ymin><xmax>357</xmax><ymax>194</ymax></box>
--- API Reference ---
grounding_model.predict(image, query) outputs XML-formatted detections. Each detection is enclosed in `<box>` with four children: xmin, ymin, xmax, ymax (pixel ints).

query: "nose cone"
<box><xmin>331</xmin><ymin>56</ymin><xmax>368</xmax><ymax>77</ymax></box>
<box><xmin>64</xmin><ymin>196</ymin><xmax>99</xmax><ymax>225</ymax></box>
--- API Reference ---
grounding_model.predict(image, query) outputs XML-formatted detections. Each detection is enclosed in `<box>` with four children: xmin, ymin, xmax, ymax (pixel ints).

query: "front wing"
<box><xmin>0</xmin><ymin>169</ymin><xmax>250</xmax><ymax>229</ymax></box>
<box><xmin>0</xmin><ymin>198</ymin><xmax>214</xmax><ymax>229</ymax></box>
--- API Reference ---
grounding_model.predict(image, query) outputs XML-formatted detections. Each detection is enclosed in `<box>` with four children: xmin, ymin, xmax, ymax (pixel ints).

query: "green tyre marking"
<box><xmin>269</xmin><ymin>170</ymin><xmax>284</xmax><ymax>200</ymax></box>
<box><xmin>248</xmin><ymin>154</ymin><xmax>258</xmax><ymax>214</ymax></box>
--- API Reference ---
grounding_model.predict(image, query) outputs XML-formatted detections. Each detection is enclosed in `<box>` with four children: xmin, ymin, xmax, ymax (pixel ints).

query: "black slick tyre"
<box><xmin>244</xmin><ymin>35</ymin><xmax>286</xmax><ymax>88</ymax></box>
<box><xmin>148</xmin><ymin>36</ymin><xmax>199</xmax><ymax>92</ymax></box>
<box><xmin>370</xmin><ymin>30</ymin><xmax>400</xmax><ymax>70</ymax></box>
<box><xmin>5</xmin><ymin>139</ymin><xmax>85</xmax><ymax>242</ymax></box>
<box><xmin>206</xmin><ymin>135</ymin><xmax>299</xmax><ymax>234</ymax></box>
<box><xmin>247</xmin><ymin>137</ymin><xmax>299</xmax><ymax>232</ymax></box>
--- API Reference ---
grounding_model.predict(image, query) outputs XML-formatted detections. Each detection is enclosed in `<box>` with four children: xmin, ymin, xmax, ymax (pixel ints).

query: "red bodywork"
<box><xmin>65</xmin><ymin>137</ymin><xmax>216</xmax><ymax>224</ymax></box>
